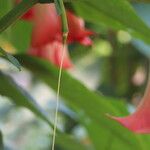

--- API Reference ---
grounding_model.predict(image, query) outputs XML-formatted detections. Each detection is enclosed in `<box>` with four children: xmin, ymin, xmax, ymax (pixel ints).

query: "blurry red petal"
<box><xmin>28</xmin><ymin>41</ymin><xmax>73</xmax><ymax>69</ymax></box>
<box><xmin>44</xmin><ymin>42</ymin><xmax>73</xmax><ymax>69</ymax></box>
<box><xmin>84</xmin><ymin>30</ymin><xmax>95</xmax><ymax>36</ymax></box>
<box><xmin>110</xmin><ymin>115</ymin><xmax>150</xmax><ymax>134</ymax></box>
<box><xmin>79</xmin><ymin>37</ymin><xmax>93</xmax><ymax>46</ymax></box>
<box><xmin>31</xmin><ymin>4</ymin><xmax>61</xmax><ymax>47</ymax></box>
<box><xmin>67</xmin><ymin>11</ymin><xmax>93</xmax><ymax>46</ymax></box>
<box><xmin>109</xmin><ymin>82</ymin><xmax>150</xmax><ymax>134</ymax></box>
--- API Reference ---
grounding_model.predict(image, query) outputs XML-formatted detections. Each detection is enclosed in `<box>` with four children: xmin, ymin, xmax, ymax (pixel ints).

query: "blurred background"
<box><xmin>0</xmin><ymin>1</ymin><xmax>150</xmax><ymax>150</ymax></box>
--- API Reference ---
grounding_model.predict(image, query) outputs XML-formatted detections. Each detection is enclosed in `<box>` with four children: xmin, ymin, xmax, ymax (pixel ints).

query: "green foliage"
<box><xmin>0</xmin><ymin>131</ymin><xmax>4</xmax><ymax>150</ymax></box>
<box><xmin>0</xmin><ymin>71</ymin><xmax>87</xmax><ymax>149</ymax></box>
<box><xmin>0</xmin><ymin>71</ymin><xmax>51</xmax><ymax>126</ymax></box>
<box><xmin>0</xmin><ymin>0</ymin><xmax>150</xmax><ymax>149</ymax></box>
<box><xmin>72</xmin><ymin>0</ymin><xmax>150</xmax><ymax>44</ymax></box>
<box><xmin>0</xmin><ymin>47</ymin><xmax>21</xmax><ymax>70</ymax></box>
<box><xmin>18</xmin><ymin>55</ymin><xmax>150</xmax><ymax>150</ymax></box>
<box><xmin>0</xmin><ymin>0</ymin><xmax>38</xmax><ymax>34</ymax></box>
<box><xmin>56</xmin><ymin>133</ymin><xmax>87</xmax><ymax>150</ymax></box>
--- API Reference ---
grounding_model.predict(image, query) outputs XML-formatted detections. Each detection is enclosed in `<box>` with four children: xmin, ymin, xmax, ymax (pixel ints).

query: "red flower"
<box><xmin>29</xmin><ymin>41</ymin><xmax>72</xmax><ymax>69</ymax></box>
<box><xmin>67</xmin><ymin>11</ymin><xmax>93</xmax><ymax>46</ymax></box>
<box><xmin>29</xmin><ymin>4</ymin><xmax>72</xmax><ymax>69</ymax></box>
<box><xmin>109</xmin><ymin>81</ymin><xmax>150</xmax><ymax>134</ymax></box>
<box><xmin>17</xmin><ymin>2</ymin><xmax>93</xmax><ymax>68</ymax></box>
<box><xmin>30</xmin><ymin>4</ymin><xmax>93</xmax><ymax>47</ymax></box>
<box><xmin>31</xmin><ymin>4</ymin><xmax>61</xmax><ymax>47</ymax></box>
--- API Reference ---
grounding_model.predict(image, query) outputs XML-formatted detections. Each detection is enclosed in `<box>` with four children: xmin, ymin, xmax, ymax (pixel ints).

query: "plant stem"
<box><xmin>51</xmin><ymin>1</ymin><xmax>68</xmax><ymax>150</ymax></box>
<box><xmin>59</xmin><ymin>0</ymin><xmax>69</xmax><ymax>44</ymax></box>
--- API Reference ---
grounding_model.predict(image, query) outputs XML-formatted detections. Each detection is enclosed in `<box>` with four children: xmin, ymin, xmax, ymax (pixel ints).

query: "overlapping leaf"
<box><xmin>18</xmin><ymin>55</ymin><xmax>150</xmax><ymax>150</ymax></box>
<box><xmin>0</xmin><ymin>71</ymin><xmax>51</xmax><ymax>126</ymax></box>
<box><xmin>72</xmin><ymin>0</ymin><xmax>150</xmax><ymax>43</ymax></box>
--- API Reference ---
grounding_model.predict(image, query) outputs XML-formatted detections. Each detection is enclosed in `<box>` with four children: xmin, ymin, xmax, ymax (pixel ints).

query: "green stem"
<box><xmin>54</xmin><ymin>0</ymin><xmax>68</xmax><ymax>44</ymax></box>
<box><xmin>0</xmin><ymin>0</ymin><xmax>38</xmax><ymax>34</ymax></box>
<box><xmin>61</xmin><ymin>2</ymin><xmax>68</xmax><ymax>44</ymax></box>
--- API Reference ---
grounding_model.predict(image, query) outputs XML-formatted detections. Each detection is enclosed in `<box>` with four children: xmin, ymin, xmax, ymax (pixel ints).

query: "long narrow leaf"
<box><xmin>0</xmin><ymin>71</ymin><xmax>52</xmax><ymax>126</ymax></box>
<box><xmin>72</xmin><ymin>0</ymin><xmax>150</xmax><ymax>44</ymax></box>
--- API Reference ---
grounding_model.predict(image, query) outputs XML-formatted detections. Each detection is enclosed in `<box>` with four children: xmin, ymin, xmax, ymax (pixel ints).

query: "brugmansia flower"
<box><xmin>67</xmin><ymin>11</ymin><xmax>93</xmax><ymax>46</ymax></box>
<box><xmin>29</xmin><ymin>41</ymin><xmax>72</xmax><ymax>69</ymax></box>
<box><xmin>29</xmin><ymin>4</ymin><xmax>73</xmax><ymax>69</ymax></box>
<box><xmin>110</xmin><ymin>80</ymin><xmax>150</xmax><ymax>134</ymax></box>
<box><xmin>17</xmin><ymin>2</ymin><xmax>93</xmax><ymax>68</ymax></box>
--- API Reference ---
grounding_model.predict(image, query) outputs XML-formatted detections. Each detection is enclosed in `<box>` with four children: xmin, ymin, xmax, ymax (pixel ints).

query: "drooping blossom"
<box><xmin>67</xmin><ymin>11</ymin><xmax>93</xmax><ymax>46</ymax></box>
<box><xmin>30</xmin><ymin>4</ymin><xmax>61</xmax><ymax>47</ymax></box>
<box><xmin>29</xmin><ymin>41</ymin><xmax>72</xmax><ymax>69</ymax></box>
<box><xmin>109</xmin><ymin>80</ymin><xmax>150</xmax><ymax>134</ymax></box>
<box><xmin>30</xmin><ymin>5</ymin><xmax>93</xmax><ymax>47</ymax></box>
<box><xmin>28</xmin><ymin>4</ymin><xmax>72</xmax><ymax>69</ymax></box>
<box><xmin>17</xmin><ymin>2</ymin><xmax>93</xmax><ymax>68</ymax></box>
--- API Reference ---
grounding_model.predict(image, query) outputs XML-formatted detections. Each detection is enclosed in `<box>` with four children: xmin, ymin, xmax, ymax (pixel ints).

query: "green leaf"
<box><xmin>56</xmin><ymin>133</ymin><xmax>87</xmax><ymax>150</ymax></box>
<box><xmin>72</xmin><ymin>0</ymin><xmax>150</xmax><ymax>44</ymax></box>
<box><xmin>18</xmin><ymin>55</ymin><xmax>150</xmax><ymax>150</ymax></box>
<box><xmin>0</xmin><ymin>71</ymin><xmax>52</xmax><ymax>127</ymax></box>
<box><xmin>0</xmin><ymin>131</ymin><xmax>4</xmax><ymax>150</ymax></box>
<box><xmin>0</xmin><ymin>0</ymin><xmax>39</xmax><ymax>34</ymax></box>
<box><xmin>0</xmin><ymin>47</ymin><xmax>21</xmax><ymax>71</ymax></box>
<box><xmin>10</xmin><ymin>21</ymin><xmax>32</xmax><ymax>53</ymax></box>
<box><xmin>0</xmin><ymin>70</ymin><xmax>87</xmax><ymax>149</ymax></box>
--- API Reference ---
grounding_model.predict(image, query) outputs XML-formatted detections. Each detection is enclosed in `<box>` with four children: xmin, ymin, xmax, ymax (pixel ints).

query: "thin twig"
<box><xmin>51</xmin><ymin>0</ymin><xmax>69</xmax><ymax>148</ymax></box>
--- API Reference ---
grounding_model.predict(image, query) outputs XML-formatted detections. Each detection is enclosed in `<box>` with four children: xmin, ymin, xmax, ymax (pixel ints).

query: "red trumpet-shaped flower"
<box><xmin>30</xmin><ymin>4</ymin><xmax>61</xmax><ymax>47</ymax></box>
<box><xmin>30</xmin><ymin>4</ymin><xmax>93</xmax><ymax>47</ymax></box>
<box><xmin>18</xmin><ymin>3</ymin><xmax>93</xmax><ymax>68</ymax></box>
<box><xmin>110</xmin><ymin>80</ymin><xmax>150</xmax><ymax>134</ymax></box>
<box><xmin>29</xmin><ymin>41</ymin><xmax>72</xmax><ymax>69</ymax></box>
<box><xmin>67</xmin><ymin>11</ymin><xmax>93</xmax><ymax>46</ymax></box>
<box><xmin>28</xmin><ymin>4</ymin><xmax>72</xmax><ymax>69</ymax></box>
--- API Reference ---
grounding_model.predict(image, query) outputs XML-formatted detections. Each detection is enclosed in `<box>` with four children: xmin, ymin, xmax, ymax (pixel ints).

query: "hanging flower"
<box><xmin>67</xmin><ymin>11</ymin><xmax>93</xmax><ymax>46</ymax></box>
<box><xmin>29</xmin><ymin>41</ymin><xmax>72</xmax><ymax>69</ymax></box>
<box><xmin>28</xmin><ymin>4</ymin><xmax>72</xmax><ymax>69</ymax></box>
<box><xmin>30</xmin><ymin>4</ymin><xmax>61</xmax><ymax>47</ymax></box>
<box><xmin>109</xmin><ymin>80</ymin><xmax>150</xmax><ymax>134</ymax></box>
<box><xmin>30</xmin><ymin>4</ymin><xmax>93</xmax><ymax>47</ymax></box>
<box><xmin>16</xmin><ymin>2</ymin><xmax>93</xmax><ymax>68</ymax></box>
